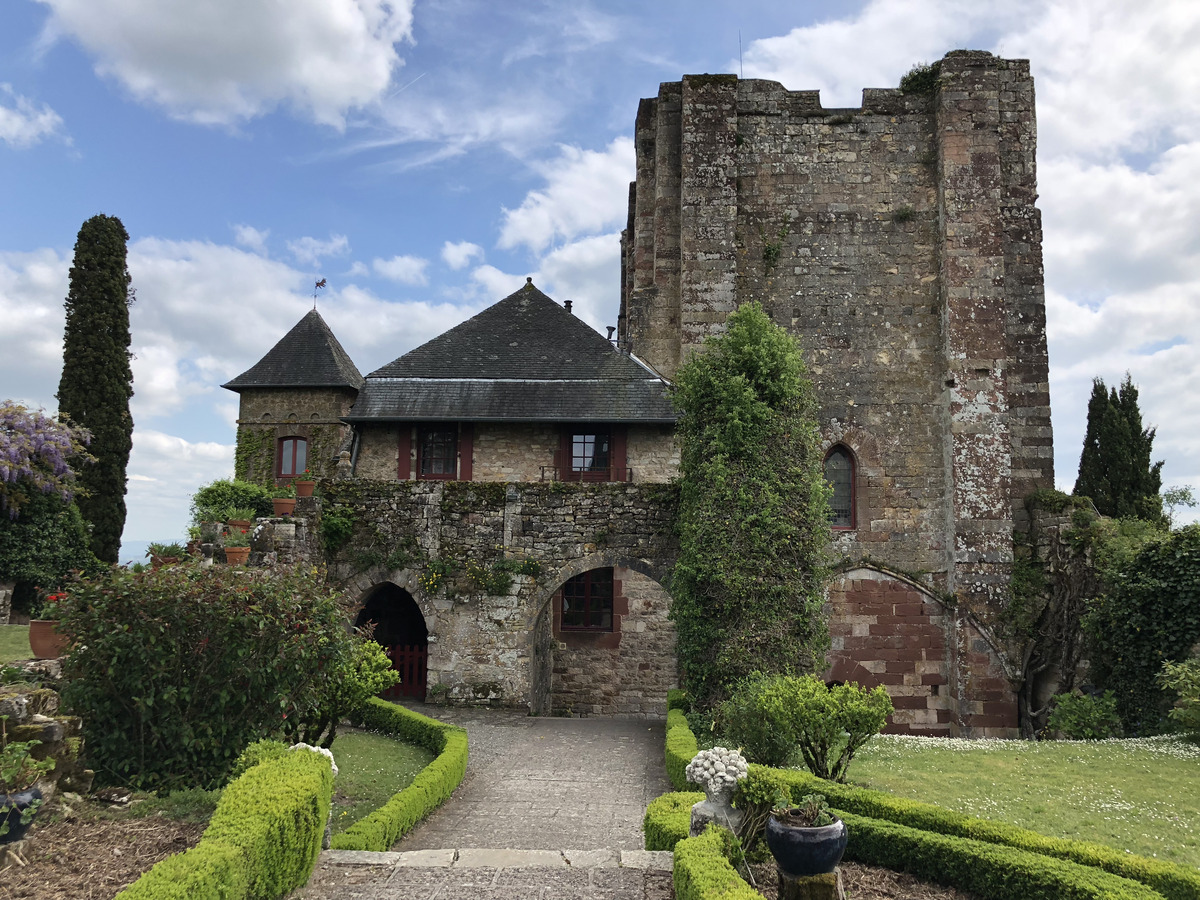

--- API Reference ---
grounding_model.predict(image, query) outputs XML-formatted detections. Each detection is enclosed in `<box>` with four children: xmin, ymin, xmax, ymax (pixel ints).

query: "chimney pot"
<box><xmin>565</xmin><ymin>300</ymin><xmax>573</xmax><ymax>314</ymax></box>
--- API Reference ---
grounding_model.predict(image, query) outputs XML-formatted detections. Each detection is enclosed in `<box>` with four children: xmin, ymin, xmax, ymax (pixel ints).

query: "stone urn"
<box><xmin>685</xmin><ymin>747</ymin><xmax>748</xmax><ymax>837</ymax></box>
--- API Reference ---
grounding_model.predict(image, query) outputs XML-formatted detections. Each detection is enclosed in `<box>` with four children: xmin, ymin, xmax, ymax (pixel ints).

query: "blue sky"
<box><xmin>3</xmin><ymin>0</ymin><xmax>1200</xmax><ymax>555</ymax></box>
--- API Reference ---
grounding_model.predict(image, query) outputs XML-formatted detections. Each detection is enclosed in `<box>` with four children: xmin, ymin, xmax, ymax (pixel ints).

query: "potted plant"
<box><xmin>0</xmin><ymin>716</ymin><xmax>54</xmax><ymax>843</ymax></box>
<box><xmin>293</xmin><ymin>468</ymin><xmax>316</xmax><ymax>498</ymax></box>
<box><xmin>224</xmin><ymin>506</ymin><xmax>258</xmax><ymax>529</ymax></box>
<box><xmin>271</xmin><ymin>483</ymin><xmax>297</xmax><ymax>517</ymax></box>
<box><xmin>146</xmin><ymin>541</ymin><xmax>187</xmax><ymax>570</ymax></box>
<box><xmin>223</xmin><ymin>527</ymin><xmax>251</xmax><ymax>565</ymax></box>
<box><xmin>28</xmin><ymin>592</ymin><xmax>69</xmax><ymax>660</ymax></box>
<box><xmin>765</xmin><ymin>793</ymin><xmax>848</xmax><ymax>878</ymax></box>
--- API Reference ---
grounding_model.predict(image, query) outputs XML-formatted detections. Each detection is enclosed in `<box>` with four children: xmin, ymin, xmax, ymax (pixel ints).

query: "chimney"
<box><xmin>606</xmin><ymin>326</ymin><xmax>616</xmax><ymax>342</ymax></box>
<box><xmin>564</xmin><ymin>300</ymin><xmax>573</xmax><ymax>315</ymax></box>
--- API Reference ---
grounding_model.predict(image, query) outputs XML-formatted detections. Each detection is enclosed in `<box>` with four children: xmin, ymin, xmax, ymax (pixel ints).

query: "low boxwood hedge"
<box><xmin>673</xmin><ymin>826</ymin><xmax>760</xmax><ymax>900</ymax></box>
<box><xmin>741</xmin><ymin>765</ymin><xmax>1200</xmax><ymax>900</ymax></box>
<box><xmin>330</xmin><ymin>698</ymin><xmax>468</xmax><ymax>851</ymax></box>
<box><xmin>666</xmin><ymin>707</ymin><xmax>698</xmax><ymax>792</ymax></box>
<box><xmin>117</xmin><ymin>748</ymin><xmax>334</xmax><ymax>900</ymax></box>
<box><xmin>645</xmin><ymin>790</ymin><xmax>702</xmax><ymax>851</ymax></box>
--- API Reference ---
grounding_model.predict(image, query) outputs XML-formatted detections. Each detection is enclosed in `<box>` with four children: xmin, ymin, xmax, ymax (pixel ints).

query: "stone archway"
<box><xmin>530</xmin><ymin>553</ymin><xmax>676</xmax><ymax>717</ymax></box>
<box><xmin>355</xmin><ymin>582</ymin><xmax>429</xmax><ymax>700</ymax></box>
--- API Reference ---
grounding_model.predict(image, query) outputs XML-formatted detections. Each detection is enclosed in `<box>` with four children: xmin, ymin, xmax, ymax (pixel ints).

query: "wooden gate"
<box><xmin>382</xmin><ymin>644</ymin><xmax>428</xmax><ymax>700</ymax></box>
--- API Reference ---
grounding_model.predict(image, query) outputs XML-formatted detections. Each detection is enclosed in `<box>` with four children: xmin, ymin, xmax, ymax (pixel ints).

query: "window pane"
<box><xmin>560</xmin><ymin>568</ymin><xmax>614</xmax><ymax>631</ymax></box>
<box><xmin>280</xmin><ymin>438</ymin><xmax>307</xmax><ymax>477</ymax></box>
<box><xmin>825</xmin><ymin>447</ymin><xmax>853</xmax><ymax>527</ymax></box>
<box><xmin>295</xmin><ymin>439</ymin><xmax>307</xmax><ymax>475</ymax></box>
<box><xmin>571</xmin><ymin>432</ymin><xmax>610</xmax><ymax>472</ymax></box>
<box><xmin>420</xmin><ymin>428</ymin><xmax>456</xmax><ymax>476</ymax></box>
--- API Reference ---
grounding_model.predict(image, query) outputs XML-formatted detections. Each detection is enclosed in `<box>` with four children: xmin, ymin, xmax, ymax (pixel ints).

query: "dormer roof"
<box><xmin>345</xmin><ymin>280</ymin><xmax>675</xmax><ymax>423</ymax></box>
<box><xmin>222</xmin><ymin>309</ymin><xmax>363</xmax><ymax>392</ymax></box>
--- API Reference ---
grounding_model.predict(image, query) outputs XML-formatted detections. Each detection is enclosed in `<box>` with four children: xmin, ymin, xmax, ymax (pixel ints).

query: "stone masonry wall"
<box><xmin>235</xmin><ymin>387</ymin><xmax>357</xmax><ymax>484</ymax></box>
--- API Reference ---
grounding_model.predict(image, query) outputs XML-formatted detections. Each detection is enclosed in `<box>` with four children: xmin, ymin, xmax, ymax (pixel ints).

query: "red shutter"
<box><xmin>459</xmin><ymin>423</ymin><xmax>474</xmax><ymax>482</ymax></box>
<box><xmin>611</xmin><ymin>426</ymin><xmax>628</xmax><ymax>482</ymax></box>
<box><xmin>397</xmin><ymin>427</ymin><xmax>411</xmax><ymax>480</ymax></box>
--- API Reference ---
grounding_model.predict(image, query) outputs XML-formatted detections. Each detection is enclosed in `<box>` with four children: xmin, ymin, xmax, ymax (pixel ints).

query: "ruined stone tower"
<box><xmin>620</xmin><ymin>51</ymin><xmax>1054</xmax><ymax>732</ymax></box>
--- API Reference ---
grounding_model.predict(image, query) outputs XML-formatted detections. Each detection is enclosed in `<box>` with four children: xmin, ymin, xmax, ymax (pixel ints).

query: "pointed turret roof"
<box><xmin>223</xmin><ymin>309</ymin><xmax>363</xmax><ymax>392</ymax></box>
<box><xmin>346</xmin><ymin>280</ymin><xmax>674</xmax><ymax>422</ymax></box>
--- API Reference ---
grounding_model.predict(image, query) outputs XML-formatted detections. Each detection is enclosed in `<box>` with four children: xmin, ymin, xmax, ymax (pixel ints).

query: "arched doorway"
<box><xmin>355</xmin><ymin>583</ymin><xmax>428</xmax><ymax>700</ymax></box>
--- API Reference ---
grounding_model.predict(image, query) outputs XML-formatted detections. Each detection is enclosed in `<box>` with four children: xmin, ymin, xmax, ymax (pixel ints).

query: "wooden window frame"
<box><xmin>277</xmin><ymin>436</ymin><xmax>308</xmax><ymax>479</ymax></box>
<box><xmin>417</xmin><ymin>424</ymin><xmax>459</xmax><ymax>481</ymax></box>
<box><xmin>557</xmin><ymin>426</ymin><xmax>628</xmax><ymax>482</ymax></box>
<box><xmin>824</xmin><ymin>444</ymin><xmax>856</xmax><ymax>530</ymax></box>
<box><xmin>559</xmin><ymin>568</ymin><xmax>615</xmax><ymax>632</ymax></box>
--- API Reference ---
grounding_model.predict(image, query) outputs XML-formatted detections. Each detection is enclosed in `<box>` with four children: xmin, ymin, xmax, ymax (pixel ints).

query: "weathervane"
<box><xmin>313</xmin><ymin>278</ymin><xmax>326</xmax><ymax>309</ymax></box>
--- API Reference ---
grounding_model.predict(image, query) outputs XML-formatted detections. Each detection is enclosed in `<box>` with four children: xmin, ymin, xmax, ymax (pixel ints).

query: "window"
<box><xmin>418</xmin><ymin>426</ymin><xmax>457</xmax><ymax>480</ymax></box>
<box><xmin>278</xmin><ymin>437</ymin><xmax>308</xmax><ymax>478</ymax></box>
<box><xmin>560</xmin><ymin>569</ymin><xmax>614</xmax><ymax>631</ymax></box>
<box><xmin>572</xmin><ymin>431</ymin><xmax>610</xmax><ymax>474</ymax></box>
<box><xmin>824</xmin><ymin>445</ymin><xmax>854</xmax><ymax>529</ymax></box>
<box><xmin>558</xmin><ymin>427</ymin><xmax>627</xmax><ymax>482</ymax></box>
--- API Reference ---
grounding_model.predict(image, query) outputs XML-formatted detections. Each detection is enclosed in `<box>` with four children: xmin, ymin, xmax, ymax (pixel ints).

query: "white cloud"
<box><xmin>372</xmin><ymin>254</ymin><xmax>428</xmax><ymax>285</ymax></box>
<box><xmin>0</xmin><ymin>84</ymin><xmax>66</xmax><ymax>148</ymax></box>
<box><xmin>441</xmin><ymin>241</ymin><xmax>483</xmax><ymax>270</ymax></box>
<box><xmin>536</xmin><ymin>233</ymin><xmax>620</xmax><ymax>332</ymax></box>
<box><xmin>470</xmin><ymin>265</ymin><xmax>529</xmax><ymax>301</ymax></box>
<box><xmin>346</xmin><ymin>261</ymin><xmax>369</xmax><ymax>278</ymax></box>
<box><xmin>124</xmin><ymin>429</ymin><xmax>234</xmax><ymax>543</ymax></box>
<box><xmin>35</xmin><ymin>0</ymin><xmax>415</xmax><ymax>127</ymax></box>
<box><xmin>232</xmin><ymin>224</ymin><xmax>269</xmax><ymax>255</ymax></box>
<box><xmin>498</xmin><ymin>137</ymin><xmax>633</xmax><ymax>252</ymax></box>
<box><xmin>0</xmin><ymin>248</ymin><xmax>70</xmax><ymax>409</ymax></box>
<box><xmin>287</xmin><ymin>234</ymin><xmax>350</xmax><ymax>267</ymax></box>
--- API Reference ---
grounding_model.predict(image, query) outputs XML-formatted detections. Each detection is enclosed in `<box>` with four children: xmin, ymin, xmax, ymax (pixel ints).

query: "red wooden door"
<box><xmin>382</xmin><ymin>644</ymin><xmax>428</xmax><ymax>700</ymax></box>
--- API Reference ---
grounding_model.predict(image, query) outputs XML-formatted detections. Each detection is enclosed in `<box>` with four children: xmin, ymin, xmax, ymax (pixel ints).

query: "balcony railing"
<box><xmin>539</xmin><ymin>466</ymin><xmax>634</xmax><ymax>483</ymax></box>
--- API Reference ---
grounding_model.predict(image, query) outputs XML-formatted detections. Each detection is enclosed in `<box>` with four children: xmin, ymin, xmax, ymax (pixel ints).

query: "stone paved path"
<box><xmin>293</xmin><ymin>704</ymin><xmax>675</xmax><ymax>900</ymax></box>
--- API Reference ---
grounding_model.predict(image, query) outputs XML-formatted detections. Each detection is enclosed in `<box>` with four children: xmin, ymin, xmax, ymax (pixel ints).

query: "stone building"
<box><xmin>227</xmin><ymin>50</ymin><xmax>1053</xmax><ymax>735</ymax></box>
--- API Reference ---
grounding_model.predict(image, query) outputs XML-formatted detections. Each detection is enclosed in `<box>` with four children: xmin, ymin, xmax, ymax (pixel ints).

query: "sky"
<box><xmin>3</xmin><ymin>0</ymin><xmax>1200</xmax><ymax>557</ymax></box>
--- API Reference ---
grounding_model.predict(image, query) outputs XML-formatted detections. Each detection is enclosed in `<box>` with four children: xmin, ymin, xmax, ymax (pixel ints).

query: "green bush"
<box><xmin>1047</xmin><ymin>691</ymin><xmax>1123</xmax><ymax>740</ymax></box>
<box><xmin>1159</xmin><ymin>657</ymin><xmax>1200</xmax><ymax>736</ymax></box>
<box><xmin>229</xmin><ymin>740</ymin><xmax>290</xmax><ymax>782</ymax></box>
<box><xmin>288</xmin><ymin>639</ymin><xmax>398</xmax><ymax>748</ymax></box>
<box><xmin>0</xmin><ymin>490</ymin><xmax>99</xmax><ymax>614</ymax></box>
<box><xmin>667</xmin><ymin>689</ymin><xmax>692</xmax><ymax>712</ymax></box>
<box><xmin>842</xmin><ymin>812</ymin><xmax>1160</xmax><ymax>900</ymax></box>
<box><xmin>191</xmin><ymin>479</ymin><xmax>274</xmax><ymax>525</ymax></box>
<box><xmin>666</xmin><ymin>708</ymin><xmax>699</xmax><ymax>792</ymax></box>
<box><xmin>644</xmin><ymin>790</ymin><xmax>702</xmax><ymax>851</ymax></box>
<box><xmin>672</xmin><ymin>826</ymin><xmax>760</xmax><ymax>900</ymax></box>
<box><xmin>330</xmin><ymin>698</ymin><xmax>468</xmax><ymax>851</ymax></box>
<box><xmin>57</xmin><ymin>564</ymin><xmax>351</xmax><ymax>790</ymax></box>
<box><xmin>117</xmin><ymin>748</ymin><xmax>333</xmax><ymax>900</ymax></box>
<box><xmin>898</xmin><ymin>61</ymin><xmax>943</xmax><ymax>95</ymax></box>
<box><xmin>720</xmin><ymin>674</ymin><xmax>891</xmax><ymax>780</ymax></box>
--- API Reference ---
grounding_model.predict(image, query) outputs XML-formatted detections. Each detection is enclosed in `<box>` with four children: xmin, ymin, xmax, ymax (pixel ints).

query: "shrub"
<box><xmin>1047</xmin><ymin>691</ymin><xmax>1123</xmax><ymax>740</ymax></box>
<box><xmin>644</xmin><ymin>790</ymin><xmax>701</xmax><ymax>851</ymax></box>
<box><xmin>1159</xmin><ymin>657</ymin><xmax>1200</xmax><ymax>737</ymax></box>
<box><xmin>229</xmin><ymin>740</ymin><xmax>291</xmax><ymax>782</ymax></box>
<box><xmin>118</xmin><ymin>748</ymin><xmax>333</xmax><ymax>900</ymax></box>
<box><xmin>666</xmin><ymin>708</ymin><xmax>699</xmax><ymax>792</ymax></box>
<box><xmin>720</xmin><ymin>674</ymin><xmax>892</xmax><ymax>780</ymax></box>
<box><xmin>57</xmin><ymin>564</ymin><xmax>352</xmax><ymax>791</ymax></box>
<box><xmin>899</xmin><ymin>61</ymin><xmax>942</xmax><ymax>95</ymax></box>
<box><xmin>287</xmin><ymin>639</ymin><xmax>398</xmax><ymax>748</ymax></box>
<box><xmin>672</xmin><ymin>826</ymin><xmax>760</xmax><ymax>900</ymax></box>
<box><xmin>0</xmin><ymin>489</ymin><xmax>99</xmax><ymax>614</ymax></box>
<box><xmin>331</xmin><ymin>698</ymin><xmax>468</xmax><ymax>851</ymax></box>
<box><xmin>190</xmin><ymin>479</ymin><xmax>274</xmax><ymax>525</ymax></box>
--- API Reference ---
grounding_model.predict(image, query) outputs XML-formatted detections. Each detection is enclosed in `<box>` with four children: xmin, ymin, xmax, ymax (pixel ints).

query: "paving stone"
<box><xmin>455</xmin><ymin>849</ymin><xmax>565</xmax><ymax>868</ymax></box>
<box><xmin>618</xmin><ymin>850</ymin><xmax>673</xmax><ymax>871</ymax></box>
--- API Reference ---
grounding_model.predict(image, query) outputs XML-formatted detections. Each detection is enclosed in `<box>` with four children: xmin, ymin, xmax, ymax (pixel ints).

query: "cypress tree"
<box><xmin>56</xmin><ymin>214</ymin><xmax>134</xmax><ymax>563</ymax></box>
<box><xmin>1073</xmin><ymin>374</ymin><xmax>1163</xmax><ymax>521</ymax></box>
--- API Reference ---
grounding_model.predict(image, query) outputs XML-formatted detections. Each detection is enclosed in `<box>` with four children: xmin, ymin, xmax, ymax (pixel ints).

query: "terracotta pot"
<box><xmin>224</xmin><ymin>546</ymin><xmax>251</xmax><ymax>565</ymax></box>
<box><xmin>272</xmin><ymin>498</ymin><xmax>297</xmax><ymax>517</ymax></box>
<box><xmin>28</xmin><ymin>620</ymin><xmax>69</xmax><ymax>660</ymax></box>
<box><xmin>226</xmin><ymin>518</ymin><xmax>252</xmax><ymax>529</ymax></box>
<box><xmin>294</xmin><ymin>480</ymin><xmax>316</xmax><ymax>498</ymax></box>
<box><xmin>149</xmin><ymin>556</ymin><xmax>180</xmax><ymax>571</ymax></box>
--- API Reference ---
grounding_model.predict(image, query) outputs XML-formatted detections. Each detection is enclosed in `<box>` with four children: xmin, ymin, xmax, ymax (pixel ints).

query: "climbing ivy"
<box><xmin>669</xmin><ymin>302</ymin><xmax>831</xmax><ymax>709</ymax></box>
<box><xmin>234</xmin><ymin>427</ymin><xmax>274</xmax><ymax>485</ymax></box>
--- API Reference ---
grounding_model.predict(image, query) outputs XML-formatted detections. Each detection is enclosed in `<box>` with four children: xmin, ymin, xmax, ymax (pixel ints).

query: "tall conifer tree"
<box><xmin>1073</xmin><ymin>374</ymin><xmax>1163</xmax><ymax>521</ymax></box>
<box><xmin>56</xmin><ymin>214</ymin><xmax>134</xmax><ymax>563</ymax></box>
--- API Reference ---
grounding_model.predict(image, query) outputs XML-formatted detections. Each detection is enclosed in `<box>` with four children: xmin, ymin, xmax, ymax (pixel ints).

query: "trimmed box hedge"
<box><xmin>673</xmin><ymin>826</ymin><xmax>760</xmax><ymax>900</ymax></box>
<box><xmin>117</xmin><ymin>748</ymin><xmax>334</xmax><ymax>900</ymax></box>
<box><xmin>330</xmin><ymin>698</ymin><xmax>468</xmax><ymax>851</ymax></box>
<box><xmin>666</xmin><ymin>707</ymin><xmax>699</xmax><ymax>792</ymax></box>
<box><xmin>742</xmin><ymin>765</ymin><xmax>1200</xmax><ymax>900</ymax></box>
<box><xmin>645</xmin><ymin>790</ymin><xmax>702</xmax><ymax>851</ymax></box>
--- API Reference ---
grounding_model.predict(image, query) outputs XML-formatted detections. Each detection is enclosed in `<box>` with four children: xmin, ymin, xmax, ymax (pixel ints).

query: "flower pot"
<box><xmin>294</xmin><ymin>480</ymin><xmax>315</xmax><ymax>498</ymax></box>
<box><xmin>28</xmin><ymin>620</ymin><xmax>68</xmax><ymax>660</ymax></box>
<box><xmin>272</xmin><ymin>498</ymin><xmax>296</xmax><ymax>517</ymax></box>
<box><xmin>765</xmin><ymin>813</ymin><xmax>848</xmax><ymax>877</ymax></box>
<box><xmin>224</xmin><ymin>546</ymin><xmax>251</xmax><ymax>565</ymax></box>
<box><xmin>0</xmin><ymin>787</ymin><xmax>43</xmax><ymax>844</ymax></box>
<box><xmin>149</xmin><ymin>555</ymin><xmax>180</xmax><ymax>571</ymax></box>
<box><xmin>226</xmin><ymin>518</ymin><xmax>252</xmax><ymax>529</ymax></box>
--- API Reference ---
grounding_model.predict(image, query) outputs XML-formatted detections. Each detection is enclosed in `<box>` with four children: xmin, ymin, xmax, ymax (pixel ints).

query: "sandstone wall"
<box><xmin>234</xmin><ymin>387</ymin><xmax>357</xmax><ymax>484</ymax></box>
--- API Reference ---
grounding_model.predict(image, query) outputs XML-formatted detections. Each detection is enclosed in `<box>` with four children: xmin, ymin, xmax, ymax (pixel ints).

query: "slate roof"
<box><xmin>223</xmin><ymin>309</ymin><xmax>364</xmax><ymax>392</ymax></box>
<box><xmin>346</xmin><ymin>280</ymin><xmax>675</xmax><ymax>423</ymax></box>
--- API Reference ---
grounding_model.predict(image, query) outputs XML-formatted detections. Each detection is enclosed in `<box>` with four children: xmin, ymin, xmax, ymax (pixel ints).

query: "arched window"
<box><xmin>824</xmin><ymin>445</ymin><xmax>855</xmax><ymax>529</ymax></box>
<box><xmin>277</xmin><ymin>436</ymin><xmax>308</xmax><ymax>478</ymax></box>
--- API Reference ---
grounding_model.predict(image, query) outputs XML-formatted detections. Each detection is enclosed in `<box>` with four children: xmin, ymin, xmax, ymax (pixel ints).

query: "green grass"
<box><xmin>329</xmin><ymin>730</ymin><xmax>436</xmax><ymax>834</ymax></box>
<box><xmin>851</xmin><ymin>733</ymin><xmax>1200</xmax><ymax>867</ymax></box>
<box><xmin>0</xmin><ymin>625</ymin><xmax>31</xmax><ymax>663</ymax></box>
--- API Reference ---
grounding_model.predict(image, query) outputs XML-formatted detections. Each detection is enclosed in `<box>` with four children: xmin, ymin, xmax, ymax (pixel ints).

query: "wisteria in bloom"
<box><xmin>0</xmin><ymin>400</ymin><xmax>93</xmax><ymax>519</ymax></box>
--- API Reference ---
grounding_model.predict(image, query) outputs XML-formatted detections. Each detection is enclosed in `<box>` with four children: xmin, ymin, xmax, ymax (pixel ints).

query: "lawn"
<box><xmin>0</xmin><ymin>624</ymin><xmax>31</xmax><ymax>663</ymax></box>
<box><xmin>329</xmin><ymin>729</ymin><xmax>436</xmax><ymax>834</ymax></box>
<box><xmin>851</xmin><ymin>733</ymin><xmax>1200</xmax><ymax>867</ymax></box>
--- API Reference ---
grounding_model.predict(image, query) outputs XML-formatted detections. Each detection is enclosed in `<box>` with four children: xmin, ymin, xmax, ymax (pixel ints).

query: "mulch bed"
<box><xmin>749</xmin><ymin>861</ymin><xmax>981</xmax><ymax>900</ymax></box>
<box><xmin>0</xmin><ymin>809</ymin><xmax>203</xmax><ymax>900</ymax></box>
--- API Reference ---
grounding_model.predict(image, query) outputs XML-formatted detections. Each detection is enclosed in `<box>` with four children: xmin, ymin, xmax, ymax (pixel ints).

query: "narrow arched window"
<box><xmin>278</xmin><ymin>436</ymin><xmax>308</xmax><ymax>478</ymax></box>
<box><xmin>824</xmin><ymin>446</ymin><xmax>854</xmax><ymax>529</ymax></box>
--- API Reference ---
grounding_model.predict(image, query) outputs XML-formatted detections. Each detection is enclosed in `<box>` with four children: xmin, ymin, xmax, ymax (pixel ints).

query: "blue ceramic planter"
<box><xmin>765</xmin><ymin>812</ymin><xmax>848</xmax><ymax>877</ymax></box>
<box><xmin>0</xmin><ymin>787</ymin><xmax>43</xmax><ymax>844</ymax></box>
